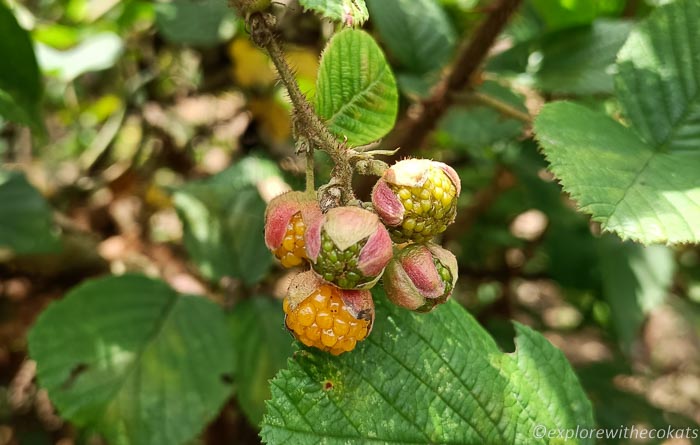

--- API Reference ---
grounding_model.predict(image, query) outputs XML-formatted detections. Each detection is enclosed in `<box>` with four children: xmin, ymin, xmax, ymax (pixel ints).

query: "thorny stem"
<box><xmin>245</xmin><ymin>11</ymin><xmax>356</xmax><ymax>206</ymax></box>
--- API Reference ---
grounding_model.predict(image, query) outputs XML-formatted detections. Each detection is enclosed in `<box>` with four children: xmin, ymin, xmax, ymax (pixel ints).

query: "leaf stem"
<box><xmin>305</xmin><ymin>146</ymin><xmax>315</xmax><ymax>193</ymax></box>
<box><xmin>467</xmin><ymin>91</ymin><xmax>532</xmax><ymax>124</ymax></box>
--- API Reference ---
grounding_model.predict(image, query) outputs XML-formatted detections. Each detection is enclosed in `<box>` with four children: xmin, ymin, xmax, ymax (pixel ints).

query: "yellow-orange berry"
<box><xmin>265</xmin><ymin>191</ymin><xmax>321</xmax><ymax>268</ymax></box>
<box><xmin>372</xmin><ymin>159</ymin><xmax>461</xmax><ymax>243</ymax></box>
<box><xmin>284</xmin><ymin>283</ymin><xmax>372</xmax><ymax>356</ymax></box>
<box><xmin>388</xmin><ymin>168</ymin><xmax>458</xmax><ymax>242</ymax></box>
<box><xmin>273</xmin><ymin>213</ymin><xmax>307</xmax><ymax>268</ymax></box>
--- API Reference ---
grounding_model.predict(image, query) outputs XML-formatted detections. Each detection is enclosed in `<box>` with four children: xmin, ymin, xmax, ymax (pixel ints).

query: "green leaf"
<box><xmin>155</xmin><ymin>0</ymin><xmax>236</xmax><ymax>47</ymax></box>
<box><xmin>0</xmin><ymin>169</ymin><xmax>60</xmax><ymax>257</ymax></box>
<box><xmin>298</xmin><ymin>0</ymin><xmax>368</xmax><ymax>26</ymax></box>
<box><xmin>615</xmin><ymin>0</ymin><xmax>700</xmax><ymax>152</ymax></box>
<box><xmin>508</xmin><ymin>145</ymin><xmax>603</xmax><ymax>290</ymax></box>
<box><xmin>35</xmin><ymin>33</ymin><xmax>124</xmax><ymax>82</ymax></box>
<box><xmin>599</xmin><ymin>237</ymin><xmax>674</xmax><ymax>352</ymax></box>
<box><xmin>229</xmin><ymin>298</ymin><xmax>294</xmax><ymax>427</ymax></box>
<box><xmin>530</xmin><ymin>0</ymin><xmax>625</xmax><ymax>31</ymax></box>
<box><xmin>440</xmin><ymin>106</ymin><xmax>522</xmax><ymax>153</ymax></box>
<box><xmin>261</xmin><ymin>289</ymin><xmax>594</xmax><ymax>444</ymax></box>
<box><xmin>534</xmin><ymin>0</ymin><xmax>700</xmax><ymax>244</ymax></box>
<box><xmin>535</xmin><ymin>101</ymin><xmax>700</xmax><ymax>244</ymax></box>
<box><xmin>173</xmin><ymin>157</ymin><xmax>277</xmax><ymax>285</ymax></box>
<box><xmin>315</xmin><ymin>29</ymin><xmax>398</xmax><ymax>147</ymax></box>
<box><xmin>0</xmin><ymin>3</ymin><xmax>43</xmax><ymax>130</ymax></box>
<box><xmin>536</xmin><ymin>20</ymin><xmax>633</xmax><ymax>95</ymax></box>
<box><xmin>28</xmin><ymin>274</ymin><xmax>233</xmax><ymax>445</ymax></box>
<box><xmin>32</xmin><ymin>24</ymin><xmax>82</xmax><ymax>50</ymax></box>
<box><xmin>438</xmin><ymin>81</ymin><xmax>526</xmax><ymax>155</ymax></box>
<box><xmin>366</xmin><ymin>0</ymin><xmax>456</xmax><ymax>75</ymax></box>
<box><xmin>395</xmin><ymin>72</ymin><xmax>440</xmax><ymax>98</ymax></box>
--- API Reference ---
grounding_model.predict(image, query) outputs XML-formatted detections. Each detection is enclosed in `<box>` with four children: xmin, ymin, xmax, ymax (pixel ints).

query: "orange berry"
<box><xmin>273</xmin><ymin>213</ymin><xmax>308</xmax><ymax>268</ymax></box>
<box><xmin>283</xmin><ymin>279</ymin><xmax>374</xmax><ymax>355</ymax></box>
<box><xmin>316</xmin><ymin>310</ymin><xmax>333</xmax><ymax>330</ymax></box>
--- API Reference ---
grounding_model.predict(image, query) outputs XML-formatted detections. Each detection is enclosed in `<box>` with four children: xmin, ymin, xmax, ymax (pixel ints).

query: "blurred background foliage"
<box><xmin>0</xmin><ymin>0</ymin><xmax>698</xmax><ymax>444</ymax></box>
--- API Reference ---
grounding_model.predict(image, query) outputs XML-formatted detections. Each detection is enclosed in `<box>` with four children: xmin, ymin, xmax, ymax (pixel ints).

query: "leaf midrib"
<box><xmin>325</xmin><ymin>67</ymin><xmax>388</xmax><ymax>128</ymax></box>
<box><xmin>93</xmin><ymin>292</ymin><xmax>180</xmax><ymax>433</ymax></box>
<box><xmin>606</xmin><ymin>80</ymin><xmax>700</xmax><ymax>234</ymax></box>
<box><xmin>605</xmin><ymin>146</ymin><xmax>655</xmax><ymax>223</ymax></box>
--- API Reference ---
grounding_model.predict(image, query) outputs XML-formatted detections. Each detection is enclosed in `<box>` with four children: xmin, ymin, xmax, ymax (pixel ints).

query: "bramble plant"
<box><xmin>1</xmin><ymin>0</ymin><xmax>699</xmax><ymax>444</ymax></box>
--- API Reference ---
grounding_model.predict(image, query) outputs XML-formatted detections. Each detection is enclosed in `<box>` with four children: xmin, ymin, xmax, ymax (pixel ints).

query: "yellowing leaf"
<box><xmin>286</xmin><ymin>47</ymin><xmax>320</xmax><ymax>82</ymax></box>
<box><xmin>229</xmin><ymin>39</ymin><xmax>320</xmax><ymax>92</ymax></box>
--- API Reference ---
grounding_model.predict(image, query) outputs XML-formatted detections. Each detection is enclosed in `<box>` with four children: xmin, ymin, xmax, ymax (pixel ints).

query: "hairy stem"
<box><xmin>246</xmin><ymin>12</ymin><xmax>355</xmax><ymax>204</ymax></box>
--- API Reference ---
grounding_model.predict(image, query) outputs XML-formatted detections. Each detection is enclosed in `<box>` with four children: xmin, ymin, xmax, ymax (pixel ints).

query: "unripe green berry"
<box><xmin>306</xmin><ymin>207</ymin><xmax>393</xmax><ymax>290</ymax></box>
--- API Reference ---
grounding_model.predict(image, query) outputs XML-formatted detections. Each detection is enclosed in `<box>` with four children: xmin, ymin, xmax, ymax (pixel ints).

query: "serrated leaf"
<box><xmin>599</xmin><ymin>237</ymin><xmax>674</xmax><ymax>352</ymax></box>
<box><xmin>535</xmin><ymin>101</ymin><xmax>700</xmax><ymax>244</ymax></box>
<box><xmin>229</xmin><ymin>298</ymin><xmax>294</xmax><ymax>427</ymax></box>
<box><xmin>28</xmin><ymin>274</ymin><xmax>233</xmax><ymax>445</ymax></box>
<box><xmin>533</xmin><ymin>1</ymin><xmax>700</xmax><ymax>245</ymax></box>
<box><xmin>615</xmin><ymin>0</ymin><xmax>700</xmax><ymax>152</ymax></box>
<box><xmin>0</xmin><ymin>169</ymin><xmax>60</xmax><ymax>256</ymax></box>
<box><xmin>537</xmin><ymin>20</ymin><xmax>633</xmax><ymax>95</ymax></box>
<box><xmin>174</xmin><ymin>158</ymin><xmax>278</xmax><ymax>285</ymax></box>
<box><xmin>298</xmin><ymin>0</ymin><xmax>368</xmax><ymax>26</ymax></box>
<box><xmin>0</xmin><ymin>3</ymin><xmax>43</xmax><ymax>131</ymax></box>
<box><xmin>261</xmin><ymin>289</ymin><xmax>594</xmax><ymax>445</ymax></box>
<box><xmin>366</xmin><ymin>0</ymin><xmax>456</xmax><ymax>75</ymax></box>
<box><xmin>316</xmin><ymin>29</ymin><xmax>398</xmax><ymax>147</ymax></box>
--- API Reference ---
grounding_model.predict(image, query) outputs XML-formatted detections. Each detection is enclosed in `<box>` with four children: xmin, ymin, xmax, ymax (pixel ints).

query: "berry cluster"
<box><xmin>264</xmin><ymin>159</ymin><xmax>460</xmax><ymax>354</ymax></box>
